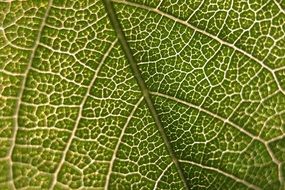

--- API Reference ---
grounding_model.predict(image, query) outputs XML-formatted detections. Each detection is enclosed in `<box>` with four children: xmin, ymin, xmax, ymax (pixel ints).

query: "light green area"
<box><xmin>0</xmin><ymin>0</ymin><xmax>284</xmax><ymax>189</ymax></box>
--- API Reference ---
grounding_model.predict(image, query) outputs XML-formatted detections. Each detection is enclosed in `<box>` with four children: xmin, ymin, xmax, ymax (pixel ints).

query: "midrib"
<box><xmin>102</xmin><ymin>0</ymin><xmax>190</xmax><ymax>189</ymax></box>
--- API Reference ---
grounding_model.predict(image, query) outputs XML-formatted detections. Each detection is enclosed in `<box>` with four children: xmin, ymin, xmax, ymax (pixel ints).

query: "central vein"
<box><xmin>102</xmin><ymin>0</ymin><xmax>189</xmax><ymax>189</ymax></box>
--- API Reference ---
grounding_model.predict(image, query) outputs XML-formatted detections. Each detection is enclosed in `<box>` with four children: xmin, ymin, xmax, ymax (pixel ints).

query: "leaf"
<box><xmin>0</xmin><ymin>0</ymin><xmax>285</xmax><ymax>189</ymax></box>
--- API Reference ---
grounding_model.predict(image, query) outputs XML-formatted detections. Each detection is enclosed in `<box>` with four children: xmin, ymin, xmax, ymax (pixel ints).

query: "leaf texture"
<box><xmin>0</xmin><ymin>0</ymin><xmax>284</xmax><ymax>189</ymax></box>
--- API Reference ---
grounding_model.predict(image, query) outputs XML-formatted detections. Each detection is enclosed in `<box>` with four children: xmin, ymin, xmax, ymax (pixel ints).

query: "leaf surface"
<box><xmin>0</xmin><ymin>0</ymin><xmax>285</xmax><ymax>189</ymax></box>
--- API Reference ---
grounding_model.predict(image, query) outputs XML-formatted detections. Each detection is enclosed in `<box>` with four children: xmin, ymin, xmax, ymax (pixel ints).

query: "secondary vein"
<box><xmin>50</xmin><ymin>39</ymin><xmax>118</xmax><ymax>190</ymax></box>
<box><xmin>104</xmin><ymin>96</ymin><xmax>144</xmax><ymax>190</ymax></box>
<box><xmin>8</xmin><ymin>0</ymin><xmax>53</xmax><ymax>188</ymax></box>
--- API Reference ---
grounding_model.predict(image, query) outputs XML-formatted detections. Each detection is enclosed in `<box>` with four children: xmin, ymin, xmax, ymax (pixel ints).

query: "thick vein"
<box><xmin>104</xmin><ymin>96</ymin><xmax>144</xmax><ymax>190</ymax></box>
<box><xmin>7</xmin><ymin>0</ymin><xmax>53</xmax><ymax>188</ymax></box>
<box><xmin>268</xmin><ymin>134</ymin><xmax>285</xmax><ymax>143</ymax></box>
<box><xmin>49</xmin><ymin>39</ymin><xmax>118</xmax><ymax>190</ymax></box>
<box><xmin>179</xmin><ymin>159</ymin><xmax>261</xmax><ymax>190</ymax></box>
<box><xmin>112</xmin><ymin>0</ymin><xmax>285</xmax><ymax>96</ymax></box>
<box><xmin>102</xmin><ymin>0</ymin><xmax>189</xmax><ymax>189</ymax></box>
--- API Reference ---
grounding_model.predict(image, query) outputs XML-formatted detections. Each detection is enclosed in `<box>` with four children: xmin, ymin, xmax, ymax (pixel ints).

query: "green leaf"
<box><xmin>0</xmin><ymin>0</ymin><xmax>285</xmax><ymax>189</ymax></box>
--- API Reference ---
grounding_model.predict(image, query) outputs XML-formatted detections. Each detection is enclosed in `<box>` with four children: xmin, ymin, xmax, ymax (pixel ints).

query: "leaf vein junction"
<box><xmin>112</xmin><ymin>0</ymin><xmax>285</xmax><ymax>96</ymax></box>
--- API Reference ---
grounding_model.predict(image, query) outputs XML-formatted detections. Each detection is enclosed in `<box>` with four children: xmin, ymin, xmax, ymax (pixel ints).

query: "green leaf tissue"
<box><xmin>0</xmin><ymin>0</ymin><xmax>285</xmax><ymax>189</ymax></box>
